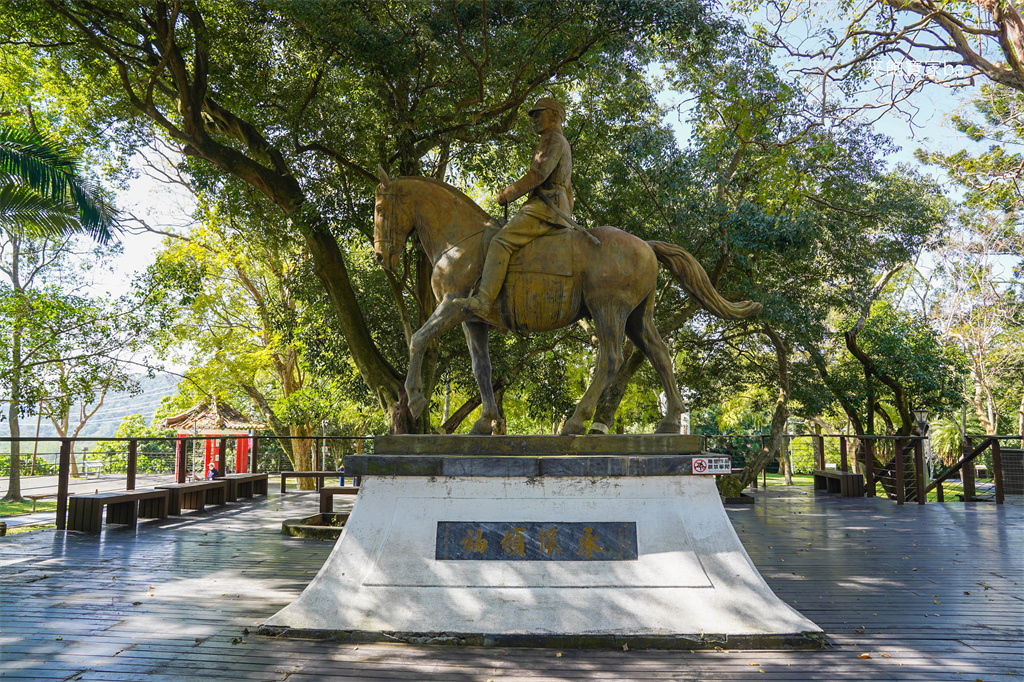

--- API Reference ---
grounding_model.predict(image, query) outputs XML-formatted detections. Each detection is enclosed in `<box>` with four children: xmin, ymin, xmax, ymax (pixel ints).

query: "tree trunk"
<box><xmin>240</xmin><ymin>382</ymin><xmax>295</xmax><ymax>463</ymax></box>
<box><xmin>58</xmin><ymin>3</ymin><xmax>412</xmax><ymax>432</ymax></box>
<box><xmin>4</xmin><ymin>396</ymin><xmax>22</xmax><ymax>502</ymax></box>
<box><xmin>971</xmin><ymin>366</ymin><xmax>998</xmax><ymax>434</ymax></box>
<box><xmin>782</xmin><ymin>435</ymin><xmax>793</xmax><ymax>485</ymax></box>
<box><xmin>290</xmin><ymin>425</ymin><xmax>315</xmax><ymax>491</ymax></box>
<box><xmin>3</xmin><ymin>284</ymin><xmax>23</xmax><ymax>502</ymax></box>
<box><xmin>442</xmin><ymin>377</ymin><xmax>451</xmax><ymax>425</ymax></box>
<box><xmin>812</xmin><ymin>422</ymin><xmax>823</xmax><ymax>468</ymax></box>
<box><xmin>717</xmin><ymin>324</ymin><xmax>789</xmax><ymax>497</ymax></box>
<box><xmin>293</xmin><ymin>205</ymin><xmax>408</xmax><ymax>424</ymax></box>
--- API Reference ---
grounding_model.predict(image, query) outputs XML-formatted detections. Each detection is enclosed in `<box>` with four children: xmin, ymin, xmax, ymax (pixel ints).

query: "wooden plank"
<box><xmin>55</xmin><ymin>439</ymin><xmax>71</xmax><ymax>530</ymax></box>
<box><xmin>914</xmin><ymin>439</ymin><xmax>925</xmax><ymax>505</ymax></box>
<box><xmin>127</xmin><ymin>439</ymin><xmax>137</xmax><ymax>491</ymax></box>
<box><xmin>864</xmin><ymin>439</ymin><xmax>875</xmax><ymax>497</ymax></box>
<box><xmin>218</xmin><ymin>436</ymin><xmax>228</xmax><ymax>478</ymax></box>
<box><xmin>175</xmin><ymin>438</ymin><xmax>187</xmax><ymax>484</ymax></box>
<box><xmin>1</xmin><ymin>486</ymin><xmax>1021</xmax><ymax>681</ymax></box>
<box><xmin>991</xmin><ymin>439</ymin><xmax>1004</xmax><ymax>504</ymax></box>
<box><xmin>895</xmin><ymin>438</ymin><xmax>906</xmax><ymax>505</ymax></box>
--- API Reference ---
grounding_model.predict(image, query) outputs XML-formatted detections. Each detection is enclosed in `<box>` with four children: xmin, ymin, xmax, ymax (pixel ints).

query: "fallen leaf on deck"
<box><xmin>858</xmin><ymin>653</ymin><xmax>871</xmax><ymax>659</ymax></box>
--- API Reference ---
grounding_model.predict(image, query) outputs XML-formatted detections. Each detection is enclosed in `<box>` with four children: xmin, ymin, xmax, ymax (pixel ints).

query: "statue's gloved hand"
<box><xmin>495</xmin><ymin>188</ymin><xmax>509</xmax><ymax>206</ymax></box>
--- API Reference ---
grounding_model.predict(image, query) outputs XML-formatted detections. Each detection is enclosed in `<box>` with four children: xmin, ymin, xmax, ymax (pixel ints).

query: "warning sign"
<box><xmin>691</xmin><ymin>456</ymin><xmax>731</xmax><ymax>475</ymax></box>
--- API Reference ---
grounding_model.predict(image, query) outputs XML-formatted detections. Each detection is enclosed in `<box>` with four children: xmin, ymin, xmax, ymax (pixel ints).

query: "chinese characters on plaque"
<box><xmin>436</xmin><ymin>522</ymin><xmax>638</xmax><ymax>561</ymax></box>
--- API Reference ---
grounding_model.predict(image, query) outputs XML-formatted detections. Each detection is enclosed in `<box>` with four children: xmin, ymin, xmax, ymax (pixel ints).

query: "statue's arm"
<box><xmin>497</xmin><ymin>133</ymin><xmax>563</xmax><ymax>205</ymax></box>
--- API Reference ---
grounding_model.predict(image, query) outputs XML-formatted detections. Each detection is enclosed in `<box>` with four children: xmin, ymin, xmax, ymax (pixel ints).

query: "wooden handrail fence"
<box><xmin>2</xmin><ymin>434</ymin><xmax>372</xmax><ymax>530</ymax></box>
<box><xmin>6</xmin><ymin>431</ymin><xmax>1016</xmax><ymax>532</ymax></box>
<box><xmin>704</xmin><ymin>432</ymin><xmax>1015</xmax><ymax>506</ymax></box>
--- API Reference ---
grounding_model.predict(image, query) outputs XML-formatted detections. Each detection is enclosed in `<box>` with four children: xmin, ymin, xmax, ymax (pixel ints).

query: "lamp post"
<box><xmin>913</xmin><ymin>408</ymin><xmax>930</xmax><ymax>434</ymax></box>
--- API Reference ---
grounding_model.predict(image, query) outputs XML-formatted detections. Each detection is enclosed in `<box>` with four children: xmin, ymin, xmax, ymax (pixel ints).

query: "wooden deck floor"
<box><xmin>1</xmin><ymin>487</ymin><xmax>1021</xmax><ymax>681</ymax></box>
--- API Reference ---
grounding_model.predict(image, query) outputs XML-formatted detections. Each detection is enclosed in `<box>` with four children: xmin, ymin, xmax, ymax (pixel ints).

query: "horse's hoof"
<box><xmin>408</xmin><ymin>392</ymin><xmax>428</xmax><ymax>419</ymax></box>
<box><xmin>655</xmin><ymin>418</ymin><xmax>681</xmax><ymax>434</ymax></box>
<box><xmin>469</xmin><ymin>417</ymin><xmax>493</xmax><ymax>435</ymax></box>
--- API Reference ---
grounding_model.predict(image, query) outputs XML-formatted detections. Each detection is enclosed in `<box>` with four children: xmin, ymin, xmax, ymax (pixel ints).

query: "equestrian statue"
<box><xmin>374</xmin><ymin>97</ymin><xmax>761</xmax><ymax>436</ymax></box>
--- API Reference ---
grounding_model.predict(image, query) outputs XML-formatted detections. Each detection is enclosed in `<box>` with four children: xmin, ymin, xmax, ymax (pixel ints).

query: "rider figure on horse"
<box><xmin>454</xmin><ymin>97</ymin><xmax>573</xmax><ymax>315</ymax></box>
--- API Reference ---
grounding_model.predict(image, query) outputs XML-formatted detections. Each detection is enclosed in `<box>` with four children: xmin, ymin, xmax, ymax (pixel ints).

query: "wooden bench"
<box><xmin>67</xmin><ymin>489</ymin><xmax>170</xmax><ymax>533</ymax></box>
<box><xmin>155</xmin><ymin>480</ymin><xmax>228</xmax><ymax>516</ymax></box>
<box><xmin>280</xmin><ymin>471</ymin><xmax>347</xmax><ymax>493</ymax></box>
<box><xmin>82</xmin><ymin>461</ymin><xmax>104</xmax><ymax>478</ymax></box>
<box><xmin>319</xmin><ymin>486</ymin><xmax>361</xmax><ymax>513</ymax></box>
<box><xmin>224</xmin><ymin>473</ymin><xmax>269</xmax><ymax>501</ymax></box>
<box><xmin>813</xmin><ymin>470</ymin><xmax>865</xmax><ymax>497</ymax></box>
<box><xmin>28</xmin><ymin>493</ymin><xmax>63</xmax><ymax>512</ymax></box>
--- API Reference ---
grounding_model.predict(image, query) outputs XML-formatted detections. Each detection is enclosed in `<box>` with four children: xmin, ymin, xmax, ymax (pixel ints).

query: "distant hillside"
<box><xmin>0</xmin><ymin>373</ymin><xmax>181</xmax><ymax>442</ymax></box>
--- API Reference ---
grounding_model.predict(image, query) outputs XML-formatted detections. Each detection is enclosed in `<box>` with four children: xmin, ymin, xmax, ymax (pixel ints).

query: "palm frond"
<box><xmin>0</xmin><ymin>125</ymin><xmax>117</xmax><ymax>243</ymax></box>
<box><xmin>0</xmin><ymin>184</ymin><xmax>80</xmax><ymax>239</ymax></box>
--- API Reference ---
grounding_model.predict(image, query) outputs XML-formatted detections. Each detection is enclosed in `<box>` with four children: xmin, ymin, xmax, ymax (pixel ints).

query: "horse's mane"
<box><xmin>394</xmin><ymin>176</ymin><xmax>494</xmax><ymax>222</ymax></box>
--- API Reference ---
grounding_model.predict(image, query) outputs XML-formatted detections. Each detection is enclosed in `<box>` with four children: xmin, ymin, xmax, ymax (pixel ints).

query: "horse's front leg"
<box><xmin>462</xmin><ymin>320</ymin><xmax>502</xmax><ymax>435</ymax></box>
<box><xmin>406</xmin><ymin>297</ymin><xmax>471</xmax><ymax>419</ymax></box>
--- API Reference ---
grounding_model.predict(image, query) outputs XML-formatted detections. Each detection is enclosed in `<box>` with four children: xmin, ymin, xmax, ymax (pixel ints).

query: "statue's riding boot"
<box><xmin>454</xmin><ymin>243</ymin><xmax>512</xmax><ymax>315</ymax></box>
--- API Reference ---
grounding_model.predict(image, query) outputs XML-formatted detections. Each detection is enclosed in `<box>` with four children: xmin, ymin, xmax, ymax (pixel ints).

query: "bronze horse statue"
<box><xmin>373</xmin><ymin>170</ymin><xmax>761</xmax><ymax>435</ymax></box>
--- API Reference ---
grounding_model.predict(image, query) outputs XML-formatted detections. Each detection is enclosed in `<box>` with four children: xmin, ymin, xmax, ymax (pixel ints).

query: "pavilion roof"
<box><xmin>161</xmin><ymin>397</ymin><xmax>265</xmax><ymax>433</ymax></box>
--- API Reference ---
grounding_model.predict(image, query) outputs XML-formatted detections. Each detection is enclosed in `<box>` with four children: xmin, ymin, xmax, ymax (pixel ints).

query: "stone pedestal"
<box><xmin>260</xmin><ymin>435</ymin><xmax>822</xmax><ymax>649</ymax></box>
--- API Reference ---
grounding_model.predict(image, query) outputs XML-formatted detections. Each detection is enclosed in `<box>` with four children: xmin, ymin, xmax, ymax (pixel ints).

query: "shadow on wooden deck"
<box><xmin>1</xmin><ymin>487</ymin><xmax>1021</xmax><ymax>681</ymax></box>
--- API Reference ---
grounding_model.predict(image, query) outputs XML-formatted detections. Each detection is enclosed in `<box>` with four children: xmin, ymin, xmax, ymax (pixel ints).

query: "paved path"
<box><xmin>1</xmin><ymin>487</ymin><xmax>1021</xmax><ymax>681</ymax></box>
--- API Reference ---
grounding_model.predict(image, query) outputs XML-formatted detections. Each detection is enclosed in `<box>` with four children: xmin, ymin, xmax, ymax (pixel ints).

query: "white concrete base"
<box><xmin>264</xmin><ymin>475</ymin><xmax>821</xmax><ymax>646</ymax></box>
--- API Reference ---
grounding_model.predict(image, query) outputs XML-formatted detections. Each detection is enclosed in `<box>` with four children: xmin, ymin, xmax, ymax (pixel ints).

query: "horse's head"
<box><xmin>374</xmin><ymin>166</ymin><xmax>411</xmax><ymax>272</ymax></box>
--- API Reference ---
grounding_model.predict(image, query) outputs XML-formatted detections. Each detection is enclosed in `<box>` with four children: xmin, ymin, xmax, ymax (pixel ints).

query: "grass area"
<box><xmin>757</xmin><ymin>472</ymin><xmax>816</xmax><ymax>486</ymax></box>
<box><xmin>2</xmin><ymin>522</ymin><xmax>56</xmax><ymax>535</ymax></box>
<box><xmin>0</xmin><ymin>499</ymin><xmax>58</xmax><ymax>516</ymax></box>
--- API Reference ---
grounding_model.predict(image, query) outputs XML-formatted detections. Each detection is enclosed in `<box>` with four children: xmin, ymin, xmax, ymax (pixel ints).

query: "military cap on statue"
<box><xmin>528</xmin><ymin>97</ymin><xmax>566</xmax><ymax>121</ymax></box>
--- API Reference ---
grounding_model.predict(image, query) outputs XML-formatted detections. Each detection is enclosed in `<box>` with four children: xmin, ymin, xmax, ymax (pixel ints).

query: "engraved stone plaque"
<box><xmin>435</xmin><ymin>521</ymin><xmax>638</xmax><ymax>561</ymax></box>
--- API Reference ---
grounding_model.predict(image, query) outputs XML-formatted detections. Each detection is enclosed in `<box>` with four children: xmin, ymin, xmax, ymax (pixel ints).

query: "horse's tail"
<box><xmin>648</xmin><ymin>240</ymin><xmax>762</xmax><ymax>320</ymax></box>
